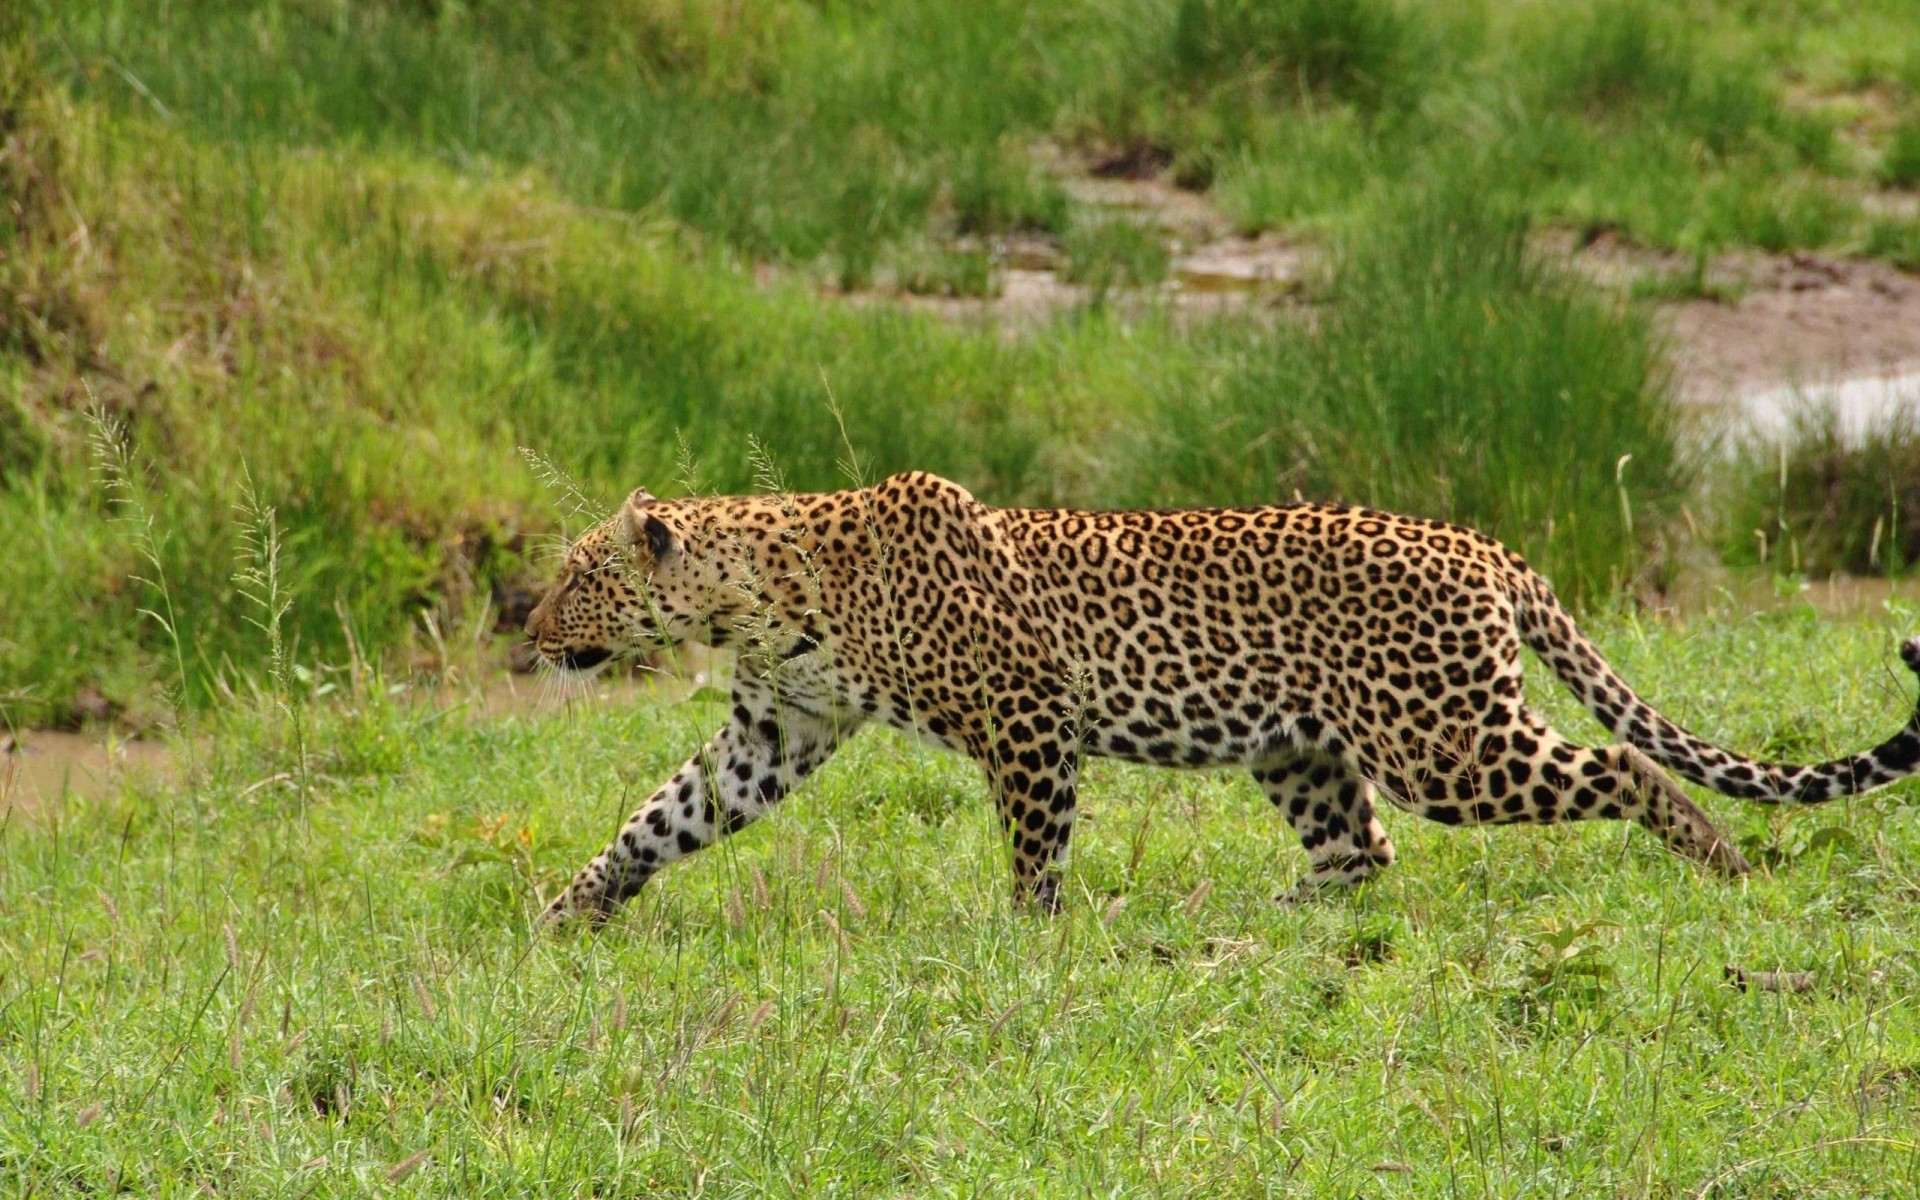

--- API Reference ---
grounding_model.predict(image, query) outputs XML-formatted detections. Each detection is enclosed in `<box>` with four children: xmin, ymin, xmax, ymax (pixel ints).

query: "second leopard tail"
<box><xmin>1507</xmin><ymin>568</ymin><xmax>1920</xmax><ymax>803</ymax></box>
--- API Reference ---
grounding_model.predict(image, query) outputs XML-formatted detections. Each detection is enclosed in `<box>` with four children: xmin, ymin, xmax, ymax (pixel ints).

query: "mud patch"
<box><xmin>843</xmin><ymin>161</ymin><xmax>1315</xmax><ymax>329</ymax></box>
<box><xmin>857</xmin><ymin>157</ymin><xmax>1920</xmax><ymax>425</ymax></box>
<box><xmin>1557</xmin><ymin>232</ymin><xmax>1920</xmax><ymax>404</ymax></box>
<box><xmin>0</xmin><ymin>649</ymin><xmax>727</xmax><ymax>814</ymax></box>
<box><xmin>1661</xmin><ymin>258</ymin><xmax>1920</xmax><ymax>403</ymax></box>
<box><xmin>2</xmin><ymin>731</ymin><xmax>172</xmax><ymax>813</ymax></box>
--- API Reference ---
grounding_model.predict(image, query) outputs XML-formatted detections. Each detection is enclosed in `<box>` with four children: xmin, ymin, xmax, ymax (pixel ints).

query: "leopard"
<box><xmin>526</xmin><ymin>470</ymin><xmax>1920</xmax><ymax>926</ymax></box>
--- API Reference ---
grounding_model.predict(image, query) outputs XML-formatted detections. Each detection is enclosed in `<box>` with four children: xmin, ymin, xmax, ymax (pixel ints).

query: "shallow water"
<box><xmin>1734</xmin><ymin>369</ymin><xmax>1920</xmax><ymax>444</ymax></box>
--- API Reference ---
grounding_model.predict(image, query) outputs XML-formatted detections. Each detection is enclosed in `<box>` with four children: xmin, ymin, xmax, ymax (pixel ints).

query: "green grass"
<box><xmin>0</xmin><ymin>59</ymin><xmax>1694</xmax><ymax>725</ymax></box>
<box><xmin>1883</xmin><ymin>117</ymin><xmax>1920</xmax><ymax>189</ymax></box>
<box><xmin>890</xmin><ymin>241</ymin><xmax>1003</xmax><ymax>299</ymax></box>
<box><xmin>7</xmin><ymin>610</ymin><xmax>1920</xmax><ymax>1194</ymax></box>
<box><xmin>1061</xmin><ymin>215</ymin><xmax>1173</xmax><ymax>291</ymax></box>
<box><xmin>1126</xmin><ymin>180</ymin><xmax>1687</xmax><ymax>601</ymax></box>
<box><xmin>1627</xmin><ymin>247</ymin><xmax>1744</xmax><ymax>304</ymax></box>
<box><xmin>1729</xmin><ymin>402</ymin><xmax>1920</xmax><ymax>578</ymax></box>
<box><xmin>0</xmin><ymin>4</ymin><xmax>1914</xmax><ymax>704</ymax></box>
<box><xmin>1864</xmin><ymin>216</ymin><xmax>1920</xmax><ymax>271</ymax></box>
<box><xmin>6</xmin><ymin>4</ymin><xmax>1920</xmax><ymax>1192</ymax></box>
<box><xmin>32</xmin><ymin>0</ymin><xmax>1920</xmax><ymax>263</ymax></box>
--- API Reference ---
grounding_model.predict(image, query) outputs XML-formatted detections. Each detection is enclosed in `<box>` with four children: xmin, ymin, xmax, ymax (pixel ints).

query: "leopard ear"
<box><xmin>617</xmin><ymin>490</ymin><xmax>679</xmax><ymax>563</ymax></box>
<box><xmin>640</xmin><ymin>513</ymin><xmax>679</xmax><ymax>563</ymax></box>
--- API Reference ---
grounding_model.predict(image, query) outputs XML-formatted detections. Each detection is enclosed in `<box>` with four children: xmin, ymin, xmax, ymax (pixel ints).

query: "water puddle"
<box><xmin>1735</xmin><ymin>370</ymin><xmax>1920</xmax><ymax>444</ymax></box>
<box><xmin>1174</xmin><ymin>237</ymin><xmax>1307</xmax><ymax>295</ymax></box>
<box><xmin>2</xmin><ymin>731</ymin><xmax>173</xmax><ymax>813</ymax></box>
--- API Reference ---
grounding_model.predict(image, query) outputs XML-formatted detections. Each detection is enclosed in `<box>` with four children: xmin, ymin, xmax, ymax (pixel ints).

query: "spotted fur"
<box><xmin>526</xmin><ymin>472</ymin><xmax>1920</xmax><ymax>924</ymax></box>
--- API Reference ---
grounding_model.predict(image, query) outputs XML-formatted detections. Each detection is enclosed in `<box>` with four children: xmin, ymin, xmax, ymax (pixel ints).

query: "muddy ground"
<box><xmin>864</xmin><ymin>168</ymin><xmax>1920</xmax><ymax>415</ymax></box>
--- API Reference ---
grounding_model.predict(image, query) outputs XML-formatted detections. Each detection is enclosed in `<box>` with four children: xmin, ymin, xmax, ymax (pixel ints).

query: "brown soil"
<box><xmin>1556</xmin><ymin>230</ymin><xmax>1920</xmax><ymax>402</ymax></box>
<box><xmin>2</xmin><ymin>730</ymin><xmax>172</xmax><ymax>812</ymax></box>
<box><xmin>0</xmin><ymin>649</ymin><xmax>721</xmax><ymax>817</ymax></box>
<box><xmin>848</xmin><ymin>164</ymin><xmax>1920</xmax><ymax>413</ymax></box>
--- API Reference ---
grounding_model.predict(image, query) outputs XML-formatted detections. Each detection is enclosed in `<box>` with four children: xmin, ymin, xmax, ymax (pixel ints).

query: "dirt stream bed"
<box><xmin>0</xmin><ymin>655</ymin><xmax>728</xmax><ymax>812</ymax></box>
<box><xmin>862</xmin><ymin>168</ymin><xmax>1920</xmax><ymax>418</ymax></box>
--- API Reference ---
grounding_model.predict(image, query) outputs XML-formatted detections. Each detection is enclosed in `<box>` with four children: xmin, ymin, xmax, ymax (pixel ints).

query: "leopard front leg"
<box><xmin>980</xmin><ymin>725</ymin><xmax>1081</xmax><ymax>914</ymax></box>
<box><xmin>541</xmin><ymin>694</ymin><xmax>852</xmax><ymax>929</ymax></box>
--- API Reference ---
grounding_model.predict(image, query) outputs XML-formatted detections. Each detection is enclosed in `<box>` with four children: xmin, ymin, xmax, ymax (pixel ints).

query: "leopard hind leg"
<box><xmin>1254</xmin><ymin>751</ymin><xmax>1398</xmax><ymax>903</ymax></box>
<box><xmin>1387</xmin><ymin>709</ymin><xmax>1749</xmax><ymax>876</ymax></box>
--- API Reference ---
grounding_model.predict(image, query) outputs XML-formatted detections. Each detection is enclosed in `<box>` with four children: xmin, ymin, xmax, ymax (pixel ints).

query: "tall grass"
<box><xmin>1165</xmin><ymin>0</ymin><xmax>1429</xmax><ymax>111</ymax></box>
<box><xmin>38</xmin><ymin>0</ymin><xmax>1895</xmax><ymax>264</ymax></box>
<box><xmin>1128</xmin><ymin>180</ymin><xmax>1685</xmax><ymax>599</ymax></box>
<box><xmin>0</xmin><ymin>101</ymin><xmax>1052</xmax><ymax>724</ymax></box>
<box><xmin>5</xmin><ymin>4</ymin><xmax>1841</xmax><ymax>725</ymax></box>
<box><xmin>1729</xmin><ymin>402</ymin><xmax>1920</xmax><ymax>578</ymax></box>
<box><xmin>0</xmin><ymin>89</ymin><xmax>1691</xmax><ymax>723</ymax></box>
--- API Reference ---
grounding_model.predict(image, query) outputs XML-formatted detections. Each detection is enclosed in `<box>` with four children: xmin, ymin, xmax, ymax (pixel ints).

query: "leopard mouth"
<box><xmin>557</xmin><ymin>646</ymin><xmax>613</xmax><ymax>672</ymax></box>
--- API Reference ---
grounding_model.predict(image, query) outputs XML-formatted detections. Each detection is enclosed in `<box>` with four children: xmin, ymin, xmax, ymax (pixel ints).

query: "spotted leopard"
<box><xmin>526</xmin><ymin>471</ymin><xmax>1920</xmax><ymax>924</ymax></box>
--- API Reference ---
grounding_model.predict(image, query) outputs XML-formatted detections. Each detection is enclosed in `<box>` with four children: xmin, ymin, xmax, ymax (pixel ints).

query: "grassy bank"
<box><xmin>41</xmin><ymin>0</ymin><xmax>1920</xmax><ymax>264</ymax></box>
<box><xmin>6</xmin><ymin>610</ymin><xmax>1920</xmax><ymax>1194</ymax></box>
<box><xmin>4</xmin><ymin>0</ymin><xmax>1920</xmax><ymax>723</ymax></box>
<box><xmin>0</xmin><ymin>64</ymin><xmax>1682</xmax><ymax>726</ymax></box>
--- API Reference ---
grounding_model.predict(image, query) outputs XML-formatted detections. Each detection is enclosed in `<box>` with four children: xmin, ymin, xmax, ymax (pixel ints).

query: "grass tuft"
<box><xmin>1882</xmin><ymin>115</ymin><xmax>1920</xmax><ymax>189</ymax></box>
<box><xmin>1168</xmin><ymin>0</ymin><xmax>1427</xmax><ymax>111</ymax></box>
<box><xmin>1730</xmin><ymin>400</ymin><xmax>1920</xmax><ymax>577</ymax></box>
<box><xmin>1130</xmin><ymin>174</ymin><xmax>1685</xmax><ymax>602</ymax></box>
<box><xmin>1061</xmin><ymin>215</ymin><xmax>1173</xmax><ymax>291</ymax></box>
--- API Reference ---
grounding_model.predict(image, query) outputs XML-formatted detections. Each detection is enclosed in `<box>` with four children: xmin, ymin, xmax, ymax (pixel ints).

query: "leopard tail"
<box><xmin>1507</xmin><ymin>566</ymin><xmax>1920</xmax><ymax>803</ymax></box>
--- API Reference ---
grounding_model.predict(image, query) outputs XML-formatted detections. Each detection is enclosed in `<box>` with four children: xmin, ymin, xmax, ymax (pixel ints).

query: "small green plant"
<box><xmin>892</xmin><ymin>242</ymin><xmax>1001</xmax><ymax>298</ymax></box>
<box><xmin>1544</xmin><ymin>0</ymin><xmax>1687</xmax><ymax>114</ymax></box>
<box><xmin>414</xmin><ymin>809</ymin><xmax>543</xmax><ymax>906</ymax></box>
<box><xmin>948</xmin><ymin>144</ymin><xmax>1068</xmax><ymax>237</ymax></box>
<box><xmin>0</xmin><ymin>394</ymin><xmax>44</xmax><ymax>483</ymax></box>
<box><xmin>1627</xmin><ymin>245</ymin><xmax>1741</xmax><ymax>303</ymax></box>
<box><xmin>86</xmin><ymin>405</ymin><xmax>190</xmax><ymax>721</ymax></box>
<box><xmin>233</xmin><ymin>462</ymin><xmax>318</xmax><ymax>810</ymax></box>
<box><xmin>1741</xmin><ymin>818</ymin><xmax>1856</xmax><ymax>872</ymax></box>
<box><xmin>1062</xmin><ymin>216</ymin><xmax>1171</xmax><ymax>291</ymax></box>
<box><xmin>1881</xmin><ymin>116</ymin><xmax>1920</xmax><ymax>188</ymax></box>
<box><xmin>1728</xmin><ymin>400</ymin><xmax>1920</xmax><ymax>577</ymax></box>
<box><xmin>1168</xmin><ymin>0</ymin><xmax>1425</xmax><ymax>112</ymax></box>
<box><xmin>1495</xmin><ymin>919</ymin><xmax>1619</xmax><ymax>1032</ymax></box>
<box><xmin>233</xmin><ymin>465</ymin><xmax>294</xmax><ymax>701</ymax></box>
<box><xmin>1214</xmin><ymin>110</ymin><xmax>1376</xmax><ymax>232</ymax></box>
<box><xmin>1864</xmin><ymin>217</ymin><xmax>1920</xmax><ymax>271</ymax></box>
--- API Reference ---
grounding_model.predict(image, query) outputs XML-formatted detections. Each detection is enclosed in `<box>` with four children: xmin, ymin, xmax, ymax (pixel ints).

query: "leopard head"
<box><xmin>523</xmin><ymin>489</ymin><xmax>715</xmax><ymax>678</ymax></box>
